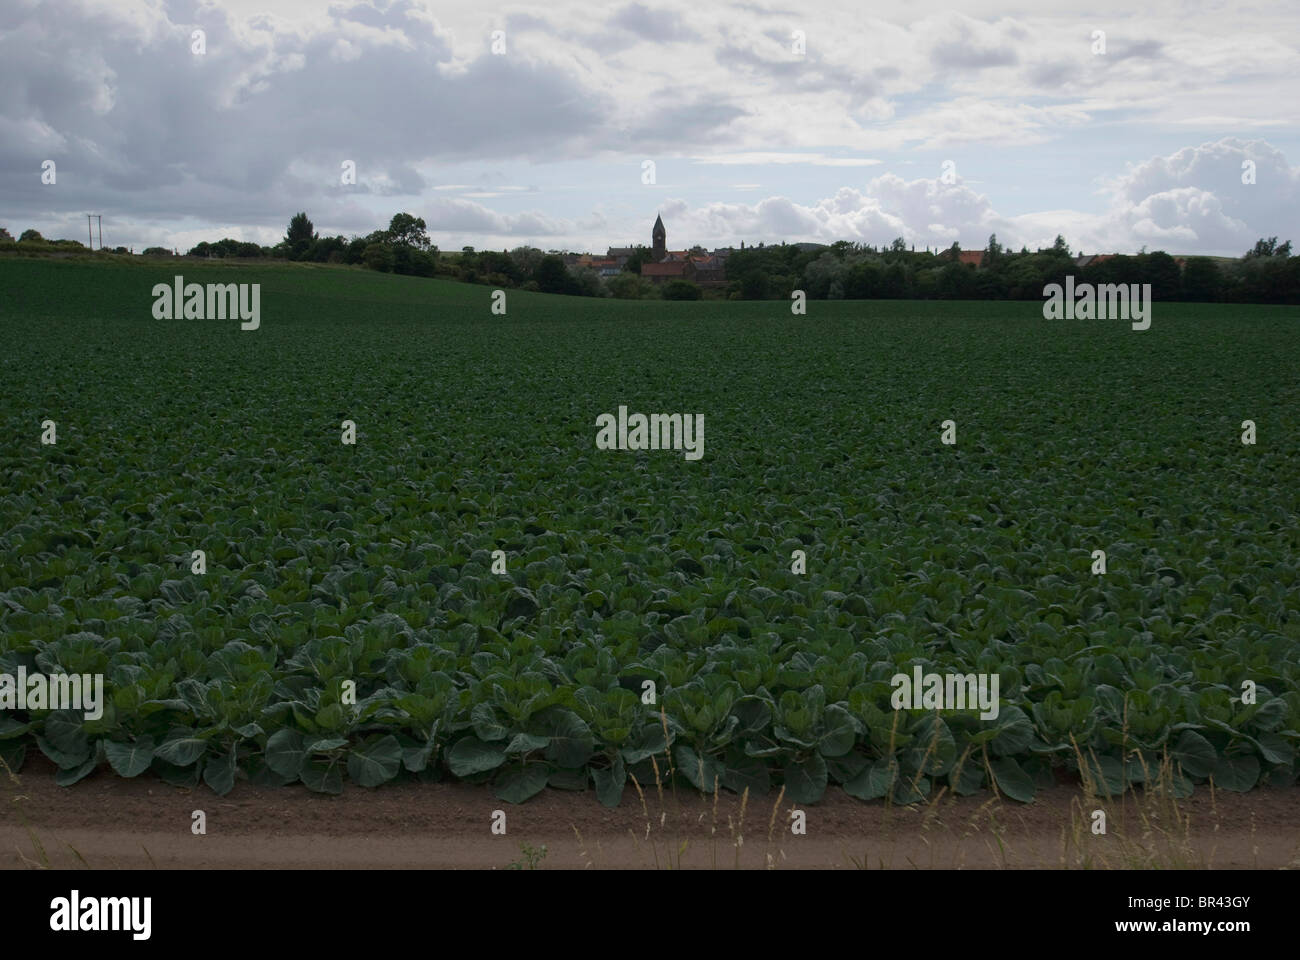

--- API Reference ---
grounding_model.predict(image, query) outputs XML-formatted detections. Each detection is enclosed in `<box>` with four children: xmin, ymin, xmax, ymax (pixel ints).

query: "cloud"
<box><xmin>691</xmin><ymin>152</ymin><xmax>881</xmax><ymax>166</ymax></box>
<box><xmin>2</xmin><ymin>0</ymin><xmax>1297</xmax><ymax>257</ymax></box>
<box><xmin>616</xmin><ymin>139</ymin><xmax>1300</xmax><ymax>256</ymax></box>
<box><xmin>0</xmin><ymin>0</ymin><xmax>603</xmax><ymax>241</ymax></box>
<box><xmin>608</xmin><ymin>3</ymin><xmax>690</xmax><ymax>42</ymax></box>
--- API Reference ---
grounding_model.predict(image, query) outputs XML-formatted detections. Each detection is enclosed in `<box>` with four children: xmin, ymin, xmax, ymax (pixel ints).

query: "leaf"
<box><xmin>504</xmin><ymin>587</ymin><xmax>539</xmax><ymax>619</ymax></box>
<box><xmin>1081</xmin><ymin>752</ymin><xmax>1126</xmax><ymax>797</ymax></box>
<box><xmin>203</xmin><ymin>746</ymin><xmax>237</xmax><ymax>795</ymax></box>
<box><xmin>401</xmin><ymin>735</ymin><xmax>438</xmax><ymax>774</ymax></box>
<box><xmin>154</xmin><ymin>736</ymin><xmax>207</xmax><ymax>767</ymax></box>
<box><xmin>891</xmin><ymin>774</ymin><xmax>930</xmax><ymax>804</ymax></box>
<box><xmin>593</xmin><ymin>756</ymin><xmax>626</xmax><ymax>808</ymax></box>
<box><xmin>494</xmin><ymin>763</ymin><xmax>550</xmax><ymax>804</ymax></box>
<box><xmin>0</xmin><ymin>741</ymin><xmax>26</xmax><ymax>775</ymax></box>
<box><xmin>265</xmin><ymin>728</ymin><xmax>308</xmax><ymax>778</ymax></box>
<box><xmin>1212</xmin><ymin>753</ymin><xmax>1260</xmax><ymax>792</ymax></box>
<box><xmin>676</xmin><ymin>744</ymin><xmax>725</xmax><ymax>793</ymax></box>
<box><xmin>300</xmin><ymin>758</ymin><xmax>344</xmax><ymax>794</ymax></box>
<box><xmin>471</xmin><ymin>702</ymin><xmax>509</xmax><ymax>742</ymax></box>
<box><xmin>783</xmin><ymin>753</ymin><xmax>828</xmax><ymax>804</ymax></box>
<box><xmin>540</xmin><ymin>710</ymin><xmax>594</xmax><ymax>769</ymax></box>
<box><xmin>548</xmin><ymin>766</ymin><xmax>589</xmax><ymax>791</ymax></box>
<box><xmin>314</xmin><ymin>702</ymin><xmax>348</xmax><ymax>732</ymax></box>
<box><xmin>904</xmin><ymin>714</ymin><xmax>956</xmax><ymax>777</ymax></box>
<box><xmin>1246</xmin><ymin>697</ymin><xmax>1288</xmax><ymax>733</ymax></box>
<box><xmin>156</xmin><ymin>757</ymin><xmax>203</xmax><ymax>788</ymax></box>
<box><xmin>843</xmin><ymin>759</ymin><xmax>897</xmax><ymax>801</ymax></box>
<box><xmin>817</xmin><ymin>704</ymin><xmax>857</xmax><ymax>758</ymax></box>
<box><xmin>620</xmin><ymin>723</ymin><xmax>667</xmax><ymax>764</ymax></box>
<box><xmin>55</xmin><ymin>757</ymin><xmax>97</xmax><ymax>786</ymax></box>
<box><xmin>246</xmin><ymin>757</ymin><xmax>296</xmax><ymax>788</ymax></box>
<box><xmin>347</xmin><ymin>735</ymin><xmax>402</xmax><ymax>788</ymax></box>
<box><xmin>826</xmin><ymin>752</ymin><xmax>868</xmax><ymax>784</ymax></box>
<box><xmin>721</xmin><ymin>752</ymin><xmax>771</xmax><ymax>796</ymax></box>
<box><xmin>1171</xmin><ymin>729</ymin><xmax>1216</xmax><ymax>779</ymax></box>
<box><xmin>0</xmin><ymin>717</ymin><xmax>31</xmax><ymax>740</ymax></box>
<box><xmin>505</xmin><ymin>732</ymin><xmax>550</xmax><ymax>755</ymax></box>
<box><xmin>37</xmin><ymin>735</ymin><xmax>89</xmax><ymax>770</ymax></box>
<box><xmin>104</xmin><ymin>737</ymin><xmax>156</xmax><ymax>778</ymax></box>
<box><xmin>989</xmin><ymin>756</ymin><xmax>1035</xmax><ymax>803</ymax></box>
<box><xmin>447</xmin><ymin>736</ymin><xmax>507</xmax><ymax>776</ymax></box>
<box><xmin>948</xmin><ymin>756</ymin><xmax>985</xmax><ymax>796</ymax></box>
<box><xmin>44</xmin><ymin>712</ymin><xmax>88</xmax><ymax>759</ymax></box>
<box><xmin>1255</xmin><ymin>732</ymin><xmax>1294</xmax><ymax>767</ymax></box>
<box><xmin>988</xmin><ymin>705</ymin><xmax>1035</xmax><ymax>757</ymax></box>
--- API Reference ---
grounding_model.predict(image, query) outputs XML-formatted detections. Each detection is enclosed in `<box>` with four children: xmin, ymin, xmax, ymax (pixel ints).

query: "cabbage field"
<box><xmin>1</xmin><ymin>258</ymin><xmax>1297</xmax><ymax>806</ymax></box>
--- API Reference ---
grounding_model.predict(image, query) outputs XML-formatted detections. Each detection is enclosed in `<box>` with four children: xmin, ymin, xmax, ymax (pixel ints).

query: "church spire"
<box><xmin>652</xmin><ymin>213</ymin><xmax>666</xmax><ymax>261</ymax></box>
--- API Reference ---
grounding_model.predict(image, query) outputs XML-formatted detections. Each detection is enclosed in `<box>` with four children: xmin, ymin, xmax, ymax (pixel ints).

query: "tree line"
<box><xmin>725</xmin><ymin>235</ymin><xmax>1299</xmax><ymax>305</ymax></box>
<box><xmin>4</xmin><ymin>215</ymin><xmax>1296</xmax><ymax>304</ymax></box>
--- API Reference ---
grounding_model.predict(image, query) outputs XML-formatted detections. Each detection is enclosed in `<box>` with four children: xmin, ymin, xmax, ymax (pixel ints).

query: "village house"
<box><xmin>638</xmin><ymin>214</ymin><xmax>729</xmax><ymax>288</ymax></box>
<box><xmin>1073</xmin><ymin>253</ymin><xmax>1117</xmax><ymax>268</ymax></box>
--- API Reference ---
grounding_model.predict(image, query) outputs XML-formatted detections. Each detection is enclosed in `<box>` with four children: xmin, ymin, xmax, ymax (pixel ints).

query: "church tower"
<box><xmin>652</xmin><ymin>213</ymin><xmax>666</xmax><ymax>262</ymax></box>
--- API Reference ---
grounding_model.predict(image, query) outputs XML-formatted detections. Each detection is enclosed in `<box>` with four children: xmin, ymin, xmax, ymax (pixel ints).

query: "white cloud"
<box><xmin>692</xmin><ymin>153</ymin><xmax>882</xmax><ymax>166</ymax></box>
<box><xmin>1</xmin><ymin>0</ymin><xmax>1296</xmax><ymax>258</ymax></box>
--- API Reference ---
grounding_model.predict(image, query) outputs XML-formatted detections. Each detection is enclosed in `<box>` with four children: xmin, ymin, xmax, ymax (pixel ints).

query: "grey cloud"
<box><xmin>0</xmin><ymin>0</ymin><xmax>604</xmax><ymax>240</ymax></box>
<box><xmin>609</xmin><ymin>3</ymin><xmax>690</xmax><ymax>42</ymax></box>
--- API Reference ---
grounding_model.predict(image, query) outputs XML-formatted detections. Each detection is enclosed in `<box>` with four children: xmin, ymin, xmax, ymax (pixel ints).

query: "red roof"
<box><xmin>642</xmin><ymin>262</ymin><xmax>689</xmax><ymax>277</ymax></box>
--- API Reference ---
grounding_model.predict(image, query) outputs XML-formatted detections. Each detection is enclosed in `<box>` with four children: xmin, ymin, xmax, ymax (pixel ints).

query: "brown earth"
<box><xmin>2</xmin><ymin>755</ymin><xmax>1297</xmax><ymax>869</ymax></box>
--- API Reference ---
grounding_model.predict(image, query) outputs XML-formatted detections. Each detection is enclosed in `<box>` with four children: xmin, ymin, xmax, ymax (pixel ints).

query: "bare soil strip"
<box><xmin>3</xmin><ymin>757</ymin><xmax>1297</xmax><ymax>869</ymax></box>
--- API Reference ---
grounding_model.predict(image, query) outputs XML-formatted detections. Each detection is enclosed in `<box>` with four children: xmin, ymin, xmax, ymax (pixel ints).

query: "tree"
<box><xmin>1052</xmin><ymin>234</ymin><xmax>1070</xmax><ymax>257</ymax></box>
<box><xmin>307</xmin><ymin>235</ymin><xmax>346</xmax><ymax>263</ymax></box>
<box><xmin>510</xmin><ymin>246</ymin><xmax>544</xmax><ymax>277</ymax></box>
<box><xmin>982</xmin><ymin>233</ymin><xmax>1003</xmax><ymax>267</ymax></box>
<box><xmin>362</xmin><ymin>243</ymin><xmax>393</xmax><ymax>272</ymax></box>
<box><xmin>1181</xmin><ymin>257</ymin><xmax>1221</xmax><ymax>302</ymax></box>
<box><xmin>661</xmin><ymin>279</ymin><xmax>702</xmax><ymax>300</ymax></box>
<box><xmin>19</xmin><ymin>229</ymin><xmax>44</xmax><ymax>243</ymax></box>
<box><xmin>285</xmin><ymin>212</ymin><xmax>316</xmax><ymax>259</ymax></box>
<box><xmin>1137</xmin><ymin>251</ymin><xmax>1181</xmax><ymax>301</ymax></box>
<box><xmin>476</xmin><ymin>250</ymin><xmax>521</xmax><ymax>283</ymax></box>
<box><xmin>802</xmin><ymin>251</ymin><xmax>851</xmax><ymax>299</ymax></box>
<box><xmin>570</xmin><ymin>266</ymin><xmax>606</xmax><ymax>297</ymax></box>
<box><xmin>386</xmin><ymin>213</ymin><xmax>430</xmax><ymax>250</ymax></box>
<box><xmin>392</xmin><ymin>245</ymin><xmax>436</xmax><ymax>277</ymax></box>
<box><xmin>936</xmin><ymin>261</ymin><xmax>976</xmax><ymax>299</ymax></box>
<box><xmin>609</xmin><ymin>271</ymin><xmax>651</xmax><ymax>299</ymax></box>
<box><xmin>533</xmin><ymin>255</ymin><xmax>574</xmax><ymax>294</ymax></box>
<box><xmin>1244</xmin><ymin>237</ymin><xmax>1292</xmax><ymax>259</ymax></box>
<box><xmin>0</xmin><ymin>227</ymin><xmax>12</xmax><ymax>242</ymax></box>
<box><xmin>624</xmin><ymin>245</ymin><xmax>653</xmax><ymax>274</ymax></box>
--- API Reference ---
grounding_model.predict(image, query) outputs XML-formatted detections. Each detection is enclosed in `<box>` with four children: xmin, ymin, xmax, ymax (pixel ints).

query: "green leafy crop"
<box><xmin>1</xmin><ymin>260</ymin><xmax>1297</xmax><ymax>804</ymax></box>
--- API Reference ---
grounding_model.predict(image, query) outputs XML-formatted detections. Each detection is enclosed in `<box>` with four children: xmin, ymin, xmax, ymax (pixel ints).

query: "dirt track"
<box><xmin>3</xmin><ymin>755</ymin><xmax>1297</xmax><ymax>869</ymax></box>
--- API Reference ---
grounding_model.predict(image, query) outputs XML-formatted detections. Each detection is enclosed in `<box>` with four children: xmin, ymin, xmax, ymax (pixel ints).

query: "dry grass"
<box><xmin>578</xmin><ymin>706</ymin><xmax>790</xmax><ymax>869</ymax></box>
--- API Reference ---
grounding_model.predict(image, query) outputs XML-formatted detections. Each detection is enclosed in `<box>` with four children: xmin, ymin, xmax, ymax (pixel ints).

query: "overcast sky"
<box><xmin>3</xmin><ymin>0</ymin><xmax>1297</xmax><ymax>256</ymax></box>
